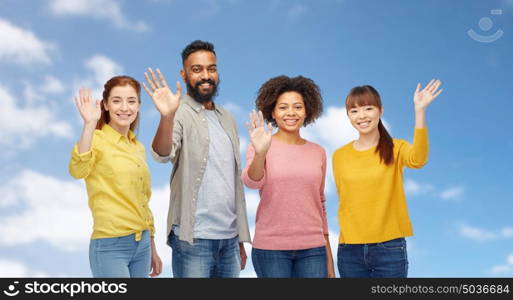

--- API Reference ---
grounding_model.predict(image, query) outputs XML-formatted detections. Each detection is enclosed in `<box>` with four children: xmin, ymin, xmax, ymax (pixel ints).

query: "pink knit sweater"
<box><xmin>242</xmin><ymin>138</ymin><xmax>329</xmax><ymax>250</ymax></box>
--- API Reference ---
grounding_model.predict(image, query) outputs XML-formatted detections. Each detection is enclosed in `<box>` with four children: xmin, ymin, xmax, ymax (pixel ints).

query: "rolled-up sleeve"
<box><xmin>241</xmin><ymin>144</ymin><xmax>266</xmax><ymax>189</ymax></box>
<box><xmin>69</xmin><ymin>143</ymin><xmax>96</xmax><ymax>179</ymax></box>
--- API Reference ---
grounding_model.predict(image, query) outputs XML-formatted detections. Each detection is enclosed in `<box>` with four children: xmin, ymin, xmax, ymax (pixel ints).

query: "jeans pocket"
<box><xmin>379</xmin><ymin>238</ymin><xmax>405</xmax><ymax>250</ymax></box>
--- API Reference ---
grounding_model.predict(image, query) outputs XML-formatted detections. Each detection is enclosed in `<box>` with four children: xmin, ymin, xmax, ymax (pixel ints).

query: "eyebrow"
<box><xmin>278</xmin><ymin>102</ymin><xmax>304</xmax><ymax>105</ymax></box>
<box><xmin>190</xmin><ymin>64</ymin><xmax>217</xmax><ymax>68</ymax></box>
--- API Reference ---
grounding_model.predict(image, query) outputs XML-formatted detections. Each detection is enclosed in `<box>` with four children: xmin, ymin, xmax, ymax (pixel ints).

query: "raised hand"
<box><xmin>143</xmin><ymin>67</ymin><xmax>181</xmax><ymax>117</ymax></box>
<box><xmin>248</xmin><ymin>110</ymin><xmax>273</xmax><ymax>155</ymax></box>
<box><xmin>414</xmin><ymin>79</ymin><xmax>443</xmax><ymax>111</ymax></box>
<box><xmin>74</xmin><ymin>88</ymin><xmax>101</xmax><ymax>126</ymax></box>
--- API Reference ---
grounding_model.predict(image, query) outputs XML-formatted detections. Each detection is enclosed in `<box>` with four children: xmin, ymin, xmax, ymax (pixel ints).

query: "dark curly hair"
<box><xmin>255</xmin><ymin>75</ymin><xmax>323</xmax><ymax>127</ymax></box>
<box><xmin>181</xmin><ymin>40</ymin><xmax>216</xmax><ymax>64</ymax></box>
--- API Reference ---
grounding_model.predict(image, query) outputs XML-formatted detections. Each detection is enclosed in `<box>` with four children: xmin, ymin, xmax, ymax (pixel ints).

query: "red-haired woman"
<box><xmin>69</xmin><ymin>76</ymin><xmax>162</xmax><ymax>277</ymax></box>
<box><xmin>332</xmin><ymin>80</ymin><xmax>443</xmax><ymax>277</ymax></box>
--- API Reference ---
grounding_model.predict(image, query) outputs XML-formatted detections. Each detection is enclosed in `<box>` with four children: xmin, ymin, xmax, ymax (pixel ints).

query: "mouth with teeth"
<box><xmin>357</xmin><ymin>120</ymin><xmax>371</xmax><ymax>128</ymax></box>
<box><xmin>116</xmin><ymin>113</ymin><xmax>133</xmax><ymax>120</ymax></box>
<box><xmin>284</xmin><ymin>119</ymin><xmax>299</xmax><ymax>126</ymax></box>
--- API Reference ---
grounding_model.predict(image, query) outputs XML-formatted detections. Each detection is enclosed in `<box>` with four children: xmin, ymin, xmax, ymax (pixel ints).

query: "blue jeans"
<box><xmin>337</xmin><ymin>237</ymin><xmax>408</xmax><ymax>278</ymax></box>
<box><xmin>168</xmin><ymin>231</ymin><xmax>240</xmax><ymax>278</ymax></box>
<box><xmin>89</xmin><ymin>230</ymin><xmax>151</xmax><ymax>278</ymax></box>
<box><xmin>251</xmin><ymin>246</ymin><xmax>327</xmax><ymax>278</ymax></box>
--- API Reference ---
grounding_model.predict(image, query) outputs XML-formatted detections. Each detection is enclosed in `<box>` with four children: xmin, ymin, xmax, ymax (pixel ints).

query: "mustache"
<box><xmin>195</xmin><ymin>79</ymin><xmax>216</xmax><ymax>88</ymax></box>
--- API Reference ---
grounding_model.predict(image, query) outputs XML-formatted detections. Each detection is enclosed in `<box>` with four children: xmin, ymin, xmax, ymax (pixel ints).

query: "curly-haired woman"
<box><xmin>241</xmin><ymin>75</ymin><xmax>334</xmax><ymax>278</ymax></box>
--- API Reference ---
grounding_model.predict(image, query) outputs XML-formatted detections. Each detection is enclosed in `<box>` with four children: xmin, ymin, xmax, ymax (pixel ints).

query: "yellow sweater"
<box><xmin>332</xmin><ymin>128</ymin><xmax>428</xmax><ymax>244</ymax></box>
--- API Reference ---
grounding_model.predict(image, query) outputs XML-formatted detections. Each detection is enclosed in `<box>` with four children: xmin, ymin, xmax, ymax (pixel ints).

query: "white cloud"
<box><xmin>221</xmin><ymin>101</ymin><xmax>243</xmax><ymax>115</ymax></box>
<box><xmin>0</xmin><ymin>18</ymin><xmax>54</xmax><ymax>65</ymax></box>
<box><xmin>85</xmin><ymin>55</ymin><xmax>124</xmax><ymax>87</ymax></box>
<box><xmin>244</xmin><ymin>190</ymin><xmax>259</xmax><ymax>220</ymax></box>
<box><xmin>459</xmin><ymin>224</ymin><xmax>513</xmax><ymax>241</ymax></box>
<box><xmin>440</xmin><ymin>186</ymin><xmax>464</xmax><ymax>201</ymax></box>
<box><xmin>49</xmin><ymin>0</ymin><xmax>149</xmax><ymax>32</ymax></box>
<box><xmin>0</xmin><ymin>170</ymin><xmax>91</xmax><ymax>251</ymax></box>
<box><xmin>147</xmin><ymin>184</ymin><xmax>172</xmax><ymax>277</ymax></box>
<box><xmin>0</xmin><ymin>85</ymin><xmax>73</xmax><ymax>150</ymax></box>
<box><xmin>72</xmin><ymin>55</ymin><xmax>123</xmax><ymax>101</ymax></box>
<box><xmin>404</xmin><ymin>178</ymin><xmax>434</xmax><ymax>196</ymax></box>
<box><xmin>0</xmin><ymin>260</ymin><xmax>48</xmax><ymax>277</ymax></box>
<box><xmin>41</xmin><ymin>75</ymin><xmax>65</xmax><ymax>94</ymax></box>
<box><xmin>489</xmin><ymin>254</ymin><xmax>513</xmax><ymax>276</ymax></box>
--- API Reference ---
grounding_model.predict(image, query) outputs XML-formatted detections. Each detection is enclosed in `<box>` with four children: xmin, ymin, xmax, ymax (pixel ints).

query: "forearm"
<box><xmin>152</xmin><ymin>113</ymin><xmax>175</xmax><ymax>156</ymax></box>
<box><xmin>324</xmin><ymin>234</ymin><xmax>333</xmax><ymax>260</ymax></box>
<box><xmin>247</xmin><ymin>152</ymin><xmax>266</xmax><ymax>181</ymax></box>
<box><xmin>415</xmin><ymin>108</ymin><xmax>426</xmax><ymax>129</ymax></box>
<box><xmin>77</xmin><ymin>123</ymin><xmax>97</xmax><ymax>154</ymax></box>
<box><xmin>150</xmin><ymin>237</ymin><xmax>157</xmax><ymax>255</ymax></box>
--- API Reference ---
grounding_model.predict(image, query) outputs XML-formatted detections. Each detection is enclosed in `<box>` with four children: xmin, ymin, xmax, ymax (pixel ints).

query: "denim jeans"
<box><xmin>89</xmin><ymin>230</ymin><xmax>150</xmax><ymax>278</ymax></box>
<box><xmin>337</xmin><ymin>237</ymin><xmax>408</xmax><ymax>278</ymax></box>
<box><xmin>168</xmin><ymin>231</ymin><xmax>240</xmax><ymax>278</ymax></box>
<box><xmin>251</xmin><ymin>246</ymin><xmax>327</xmax><ymax>278</ymax></box>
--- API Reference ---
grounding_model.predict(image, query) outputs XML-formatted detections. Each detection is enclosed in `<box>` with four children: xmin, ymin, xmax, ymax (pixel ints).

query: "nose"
<box><xmin>121</xmin><ymin>100</ymin><xmax>128</xmax><ymax>110</ymax></box>
<box><xmin>286</xmin><ymin>107</ymin><xmax>296</xmax><ymax>116</ymax></box>
<box><xmin>200</xmin><ymin>69</ymin><xmax>210</xmax><ymax>80</ymax></box>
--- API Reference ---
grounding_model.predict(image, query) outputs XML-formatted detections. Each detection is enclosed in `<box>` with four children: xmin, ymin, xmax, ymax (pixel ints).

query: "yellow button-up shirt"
<box><xmin>69</xmin><ymin>124</ymin><xmax>154</xmax><ymax>241</ymax></box>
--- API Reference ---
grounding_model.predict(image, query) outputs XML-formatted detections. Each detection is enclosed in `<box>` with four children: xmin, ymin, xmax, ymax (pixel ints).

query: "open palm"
<box><xmin>143</xmin><ymin>68</ymin><xmax>181</xmax><ymax>117</ymax></box>
<box><xmin>414</xmin><ymin>79</ymin><xmax>443</xmax><ymax>111</ymax></box>
<box><xmin>248</xmin><ymin>110</ymin><xmax>273</xmax><ymax>155</ymax></box>
<box><xmin>74</xmin><ymin>88</ymin><xmax>101</xmax><ymax>125</ymax></box>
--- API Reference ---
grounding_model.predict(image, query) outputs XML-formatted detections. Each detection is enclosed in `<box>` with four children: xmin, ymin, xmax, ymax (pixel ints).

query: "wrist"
<box><xmin>83</xmin><ymin>121</ymin><xmax>97</xmax><ymax>129</ymax></box>
<box><xmin>160</xmin><ymin>112</ymin><xmax>175</xmax><ymax>121</ymax></box>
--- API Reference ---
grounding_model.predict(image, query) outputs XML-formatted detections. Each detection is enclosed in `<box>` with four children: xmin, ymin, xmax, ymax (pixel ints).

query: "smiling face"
<box><xmin>271</xmin><ymin>91</ymin><xmax>306</xmax><ymax>133</ymax></box>
<box><xmin>104</xmin><ymin>85</ymin><xmax>140</xmax><ymax>133</ymax></box>
<box><xmin>345</xmin><ymin>85</ymin><xmax>384</xmax><ymax>136</ymax></box>
<box><xmin>181</xmin><ymin>50</ymin><xmax>219</xmax><ymax>103</ymax></box>
<box><xmin>347</xmin><ymin>104</ymin><xmax>382</xmax><ymax>135</ymax></box>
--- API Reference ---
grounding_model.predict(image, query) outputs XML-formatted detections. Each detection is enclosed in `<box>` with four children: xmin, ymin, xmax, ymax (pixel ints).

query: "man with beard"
<box><xmin>143</xmin><ymin>40</ymin><xmax>251</xmax><ymax>278</ymax></box>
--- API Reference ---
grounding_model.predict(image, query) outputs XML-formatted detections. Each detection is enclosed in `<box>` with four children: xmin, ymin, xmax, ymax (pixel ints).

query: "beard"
<box><xmin>186</xmin><ymin>78</ymin><xmax>220</xmax><ymax>103</ymax></box>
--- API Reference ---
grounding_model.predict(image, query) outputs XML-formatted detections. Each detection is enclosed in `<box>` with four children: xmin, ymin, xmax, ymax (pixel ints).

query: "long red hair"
<box><xmin>345</xmin><ymin>85</ymin><xmax>394</xmax><ymax>165</ymax></box>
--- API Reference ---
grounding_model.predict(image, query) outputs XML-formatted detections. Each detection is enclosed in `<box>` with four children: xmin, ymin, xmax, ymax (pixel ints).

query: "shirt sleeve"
<box><xmin>151</xmin><ymin>114</ymin><xmax>183</xmax><ymax>164</ymax></box>
<box><xmin>320</xmin><ymin>148</ymin><xmax>329</xmax><ymax>234</ymax></box>
<box><xmin>68</xmin><ymin>132</ymin><xmax>100</xmax><ymax>179</ymax></box>
<box><xmin>241</xmin><ymin>144</ymin><xmax>266</xmax><ymax>189</ymax></box>
<box><xmin>400</xmin><ymin>128</ymin><xmax>429</xmax><ymax>169</ymax></box>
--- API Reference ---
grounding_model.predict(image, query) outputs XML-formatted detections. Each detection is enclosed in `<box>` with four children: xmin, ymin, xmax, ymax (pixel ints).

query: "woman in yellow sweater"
<box><xmin>332</xmin><ymin>79</ymin><xmax>443</xmax><ymax>277</ymax></box>
<box><xmin>69</xmin><ymin>76</ymin><xmax>162</xmax><ymax>277</ymax></box>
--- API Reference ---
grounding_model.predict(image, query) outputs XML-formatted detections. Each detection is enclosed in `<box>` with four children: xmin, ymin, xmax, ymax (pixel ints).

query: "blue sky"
<box><xmin>0</xmin><ymin>0</ymin><xmax>512</xmax><ymax>278</ymax></box>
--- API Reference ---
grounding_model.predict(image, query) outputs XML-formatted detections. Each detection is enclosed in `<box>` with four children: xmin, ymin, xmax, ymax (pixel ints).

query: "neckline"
<box><xmin>351</xmin><ymin>141</ymin><xmax>376</xmax><ymax>153</ymax></box>
<box><xmin>272</xmin><ymin>136</ymin><xmax>308</xmax><ymax>147</ymax></box>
